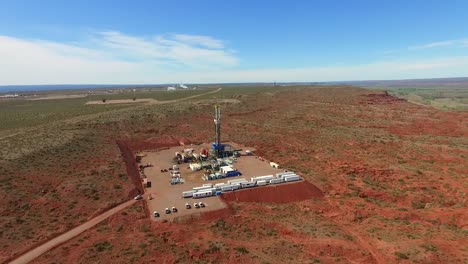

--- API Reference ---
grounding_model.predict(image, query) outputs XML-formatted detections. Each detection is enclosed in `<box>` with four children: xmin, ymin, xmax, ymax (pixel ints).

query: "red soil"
<box><xmin>360</xmin><ymin>92</ymin><xmax>406</xmax><ymax>105</ymax></box>
<box><xmin>221</xmin><ymin>180</ymin><xmax>323</xmax><ymax>203</ymax></box>
<box><xmin>116</xmin><ymin>136</ymin><xmax>191</xmax><ymax>198</ymax></box>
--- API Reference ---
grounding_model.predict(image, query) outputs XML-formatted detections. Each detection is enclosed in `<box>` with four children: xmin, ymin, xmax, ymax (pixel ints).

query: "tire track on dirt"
<box><xmin>7</xmin><ymin>200</ymin><xmax>138</xmax><ymax>264</ymax></box>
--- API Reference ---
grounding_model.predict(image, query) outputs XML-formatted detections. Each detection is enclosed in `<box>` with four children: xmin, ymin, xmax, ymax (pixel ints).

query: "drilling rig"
<box><xmin>212</xmin><ymin>105</ymin><xmax>224</xmax><ymax>157</ymax></box>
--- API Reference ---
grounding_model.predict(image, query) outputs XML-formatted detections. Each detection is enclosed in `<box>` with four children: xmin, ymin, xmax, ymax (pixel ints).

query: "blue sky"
<box><xmin>0</xmin><ymin>0</ymin><xmax>468</xmax><ymax>84</ymax></box>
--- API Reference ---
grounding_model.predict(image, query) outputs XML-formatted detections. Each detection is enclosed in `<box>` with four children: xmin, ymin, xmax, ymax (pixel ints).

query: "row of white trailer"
<box><xmin>182</xmin><ymin>172</ymin><xmax>301</xmax><ymax>199</ymax></box>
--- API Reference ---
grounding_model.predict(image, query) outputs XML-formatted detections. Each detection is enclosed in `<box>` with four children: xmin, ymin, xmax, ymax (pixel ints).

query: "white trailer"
<box><xmin>251</xmin><ymin>175</ymin><xmax>274</xmax><ymax>183</ymax></box>
<box><xmin>279</xmin><ymin>173</ymin><xmax>298</xmax><ymax>180</ymax></box>
<box><xmin>202</xmin><ymin>183</ymin><xmax>213</xmax><ymax>188</ymax></box>
<box><xmin>256</xmin><ymin>180</ymin><xmax>267</xmax><ymax>186</ymax></box>
<box><xmin>240</xmin><ymin>182</ymin><xmax>256</xmax><ymax>188</ymax></box>
<box><xmin>269</xmin><ymin>178</ymin><xmax>283</xmax><ymax>184</ymax></box>
<box><xmin>284</xmin><ymin>175</ymin><xmax>301</xmax><ymax>182</ymax></box>
<box><xmin>193</xmin><ymin>186</ymin><xmax>213</xmax><ymax>192</ymax></box>
<box><xmin>231</xmin><ymin>184</ymin><xmax>241</xmax><ymax>190</ymax></box>
<box><xmin>182</xmin><ymin>190</ymin><xmax>195</xmax><ymax>198</ymax></box>
<box><xmin>193</xmin><ymin>190</ymin><xmax>214</xmax><ymax>198</ymax></box>
<box><xmin>214</xmin><ymin>183</ymin><xmax>226</xmax><ymax>189</ymax></box>
<box><xmin>221</xmin><ymin>185</ymin><xmax>234</xmax><ymax>192</ymax></box>
<box><xmin>227</xmin><ymin>178</ymin><xmax>247</xmax><ymax>185</ymax></box>
<box><xmin>276</xmin><ymin>172</ymin><xmax>295</xmax><ymax>177</ymax></box>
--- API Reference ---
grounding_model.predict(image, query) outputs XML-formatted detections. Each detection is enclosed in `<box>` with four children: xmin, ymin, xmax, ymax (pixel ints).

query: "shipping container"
<box><xmin>182</xmin><ymin>190</ymin><xmax>195</xmax><ymax>198</ymax></box>
<box><xmin>256</xmin><ymin>180</ymin><xmax>267</xmax><ymax>186</ymax></box>
<box><xmin>193</xmin><ymin>190</ymin><xmax>213</xmax><ymax>198</ymax></box>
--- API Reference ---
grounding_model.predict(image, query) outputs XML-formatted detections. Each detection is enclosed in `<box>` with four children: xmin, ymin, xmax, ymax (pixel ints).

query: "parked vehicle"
<box><xmin>198</xmin><ymin>202</ymin><xmax>205</xmax><ymax>208</ymax></box>
<box><xmin>172</xmin><ymin>207</ymin><xmax>178</xmax><ymax>212</ymax></box>
<box><xmin>185</xmin><ymin>203</ymin><xmax>191</xmax><ymax>209</ymax></box>
<box><xmin>194</xmin><ymin>202</ymin><xmax>200</xmax><ymax>208</ymax></box>
<box><xmin>134</xmin><ymin>194</ymin><xmax>142</xmax><ymax>200</ymax></box>
<box><xmin>165</xmin><ymin>208</ymin><xmax>171</xmax><ymax>214</ymax></box>
<box><xmin>153</xmin><ymin>211</ymin><xmax>160</xmax><ymax>217</ymax></box>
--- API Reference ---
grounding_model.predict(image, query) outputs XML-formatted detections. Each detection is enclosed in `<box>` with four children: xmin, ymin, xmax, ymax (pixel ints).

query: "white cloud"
<box><xmin>172</xmin><ymin>34</ymin><xmax>224</xmax><ymax>49</ymax></box>
<box><xmin>409</xmin><ymin>40</ymin><xmax>456</xmax><ymax>50</ymax></box>
<box><xmin>94</xmin><ymin>31</ymin><xmax>238</xmax><ymax>67</ymax></box>
<box><xmin>0</xmin><ymin>32</ymin><xmax>468</xmax><ymax>85</ymax></box>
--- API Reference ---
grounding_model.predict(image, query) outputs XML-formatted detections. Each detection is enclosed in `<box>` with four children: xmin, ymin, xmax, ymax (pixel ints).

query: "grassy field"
<box><xmin>0</xmin><ymin>89</ymin><xmax>213</xmax><ymax>131</ymax></box>
<box><xmin>372</xmin><ymin>87</ymin><xmax>468</xmax><ymax>110</ymax></box>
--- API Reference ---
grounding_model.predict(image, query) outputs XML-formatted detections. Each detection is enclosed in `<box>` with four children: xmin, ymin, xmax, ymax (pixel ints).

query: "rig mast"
<box><xmin>214</xmin><ymin>105</ymin><xmax>221</xmax><ymax>157</ymax></box>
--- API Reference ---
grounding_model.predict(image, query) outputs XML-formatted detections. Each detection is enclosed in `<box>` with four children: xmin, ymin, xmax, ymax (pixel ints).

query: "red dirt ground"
<box><xmin>221</xmin><ymin>180</ymin><xmax>323</xmax><ymax>203</ymax></box>
<box><xmin>21</xmin><ymin>87</ymin><xmax>468</xmax><ymax>264</ymax></box>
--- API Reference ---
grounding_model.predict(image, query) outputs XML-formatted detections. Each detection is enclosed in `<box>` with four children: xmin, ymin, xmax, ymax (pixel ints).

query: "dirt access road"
<box><xmin>85</xmin><ymin>87</ymin><xmax>223</xmax><ymax>105</ymax></box>
<box><xmin>5</xmin><ymin>88</ymin><xmax>224</xmax><ymax>263</ymax></box>
<box><xmin>8</xmin><ymin>200</ymin><xmax>138</xmax><ymax>264</ymax></box>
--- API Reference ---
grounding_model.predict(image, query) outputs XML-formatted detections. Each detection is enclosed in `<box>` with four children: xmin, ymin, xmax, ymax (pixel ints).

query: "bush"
<box><xmin>93</xmin><ymin>241</ymin><xmax>112</xmax><ymax>252</ymax></box>
<box><xmin>234</xmin><ymin>246</ymin><xmax>249</xmax><ymax>254</ymax></box>
<box><xmin>394</xmin><ymin>251</ymin><xmax>408</xmax><ymax>260</ymax></box>
<box><xmin>421</xmin><ymin>243</ymin><xmax>437</xmax><ymax>252</ymax></box>
<box><xmin>411</xmin><ymin>200</ymin><xmax>425</xmax><ymax>209</ymax></box>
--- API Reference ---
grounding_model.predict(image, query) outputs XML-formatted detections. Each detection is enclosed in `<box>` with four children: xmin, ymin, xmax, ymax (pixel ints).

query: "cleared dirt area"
<box><xmin>139</xmin><ymin>142</ymin><xmax>289</xmax><ymax>221</ymax></box>
<box><xmin>28</xmin><ymin>94</ymin><xmax>88</xmax><ymax>100</ymax></box>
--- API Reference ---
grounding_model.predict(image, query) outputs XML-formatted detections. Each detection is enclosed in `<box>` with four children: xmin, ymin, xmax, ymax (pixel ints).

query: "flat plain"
<box><xmin>0</xmin><ymin>85</ymin><xmax>467</xmax><ymax>264</ymax></box>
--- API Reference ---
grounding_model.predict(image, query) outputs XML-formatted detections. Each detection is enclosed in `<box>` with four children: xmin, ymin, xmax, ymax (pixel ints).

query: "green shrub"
<box><xmin>394</xmin><ymin>251</ymin><xmax>408</xmax><ymax>259</ymax></box>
